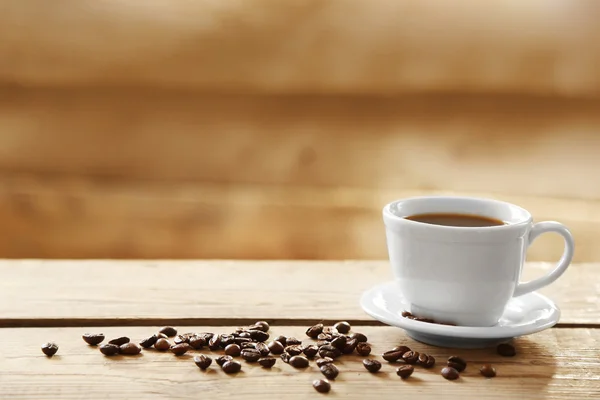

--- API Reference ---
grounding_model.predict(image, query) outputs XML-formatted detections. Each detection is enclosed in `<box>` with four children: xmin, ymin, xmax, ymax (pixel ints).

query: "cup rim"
<box><xmin>383</xmin><ymin>195</ymin><xmax>532</xmax><ymax>231</ymax></box>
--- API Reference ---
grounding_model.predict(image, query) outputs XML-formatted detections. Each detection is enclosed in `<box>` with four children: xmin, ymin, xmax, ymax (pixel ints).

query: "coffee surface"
<box><xmin>405</xmin><ymin>213</ymin><xmax>505</xmax><ymax>227</ymax></box>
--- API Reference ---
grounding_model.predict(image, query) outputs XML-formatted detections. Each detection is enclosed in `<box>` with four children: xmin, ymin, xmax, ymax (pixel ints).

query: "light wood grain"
<box><xmin>0</xmin><ymin>326</ymin><xmax>597</xmax><ymax>399</ymax></box>
<box><xmin>1</xmin><ymin>1</ymin><xmax>599</xmax><ymax>97</ymax></box>
<box><xmin>1</xmin><ymin>261</ymin><xmax>597</xmax><ymax>325</ymax></box>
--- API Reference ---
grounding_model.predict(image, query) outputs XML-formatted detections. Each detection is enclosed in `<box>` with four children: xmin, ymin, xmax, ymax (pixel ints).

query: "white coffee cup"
<box><xmin>382</xmin><ymin>196</ymin><xmax>574</xmax><ymax>327</ymax></box>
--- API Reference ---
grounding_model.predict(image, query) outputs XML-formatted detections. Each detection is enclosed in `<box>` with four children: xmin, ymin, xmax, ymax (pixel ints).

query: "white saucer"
<box><xmin>360</xmin><ymin>281</ymin><xmax>561</xmax><ymax>349</ymax></box>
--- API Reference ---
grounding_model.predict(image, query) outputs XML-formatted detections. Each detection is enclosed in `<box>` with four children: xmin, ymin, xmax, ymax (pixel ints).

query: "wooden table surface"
<box><xmin>1</xmin><ymin>260</ymin><xmax>599</xmax><ymax>399</ymax></box>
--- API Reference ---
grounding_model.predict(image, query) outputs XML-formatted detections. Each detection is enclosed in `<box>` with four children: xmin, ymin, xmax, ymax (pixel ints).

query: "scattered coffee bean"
<box><xmin>159</xmin><ymin>327</ymin><xmax>177</xmax><ymax>337</ymax></box>
<box><xmin>268</xmin><ymin>340</ymin><xmax>285</xmax><ymax>354</ymax></box>
<box><xmin>280</xmin><ymin>352</ymin><xmax>291</xmax><ymax>363</ymax></box>
<box><xmin>174</xmin><ymin>334</ymin><xmax>190</xmax><ymax>345</ymax></box>
<box><xmin>194</xmin><ymin>354</ymin><xmax>213</xmax><ymax>369</ymax></box>
<box><xmin>313</xmin><ymin>379</ymin><xmax>331</xmax><ymax>393</ymax></box>
<box><xmin>396</xmin><ymin>365</ymin><xmax>414</xmax><ymax>379</ymax></box>
<box><xmin>303</xmin><ymin>345</ymin><xmax>319</xmax><ymax>358</ymax></box>
<box><xmin>285</xmin><ymin>345</ymin><xmax>303</xmax><ymax>356</ymax></box>
<box><xmin>349</xmin><ymin>332</ymin><xmax>368</xmax><ymax>343</ymax></box>
<box><xmin>170</xmin><ymin>343</ymin><xmax>192</xmax><ymax>356</ymax></box>
<box><xmin>249</xmin><ymin>330</ymin><xmax>270</xmax><ymax>342</ymax></box>
<box><xmin>82</xmin><ymin>333</ymin><xmax>105</xmax><ymax>346</ymax></box>
<box><xmin>342</xmin><ymin>339</ymin><xmax>358</xmax><ymax>354</ymax></box>
<box><xmin>317</xmin><ymin>333</ymin><xmax>333</xmax><ymax>342</ymax></box>
<box><xmin>222</xmin><ymin>360</ymin><xmax>242</xmax><ymax>374</ymax></box>
<box><xmin>480</xmin><ymin>364</ymin><xmax>497</xmax><ymax>378</ymax></box>
<box><xmin>316</xmin><ymin>357</ymin><xmax>334</xmax><ymax>367</ymax></box>
<box><xmin>286</xmin><ymin>337</ymin><xmax>302</xmax><ymax>346</ymax></box>
<box><xmin>333</xmin><ymin>321</ymin><xmax>351</xmax><ymax>334</ymax></box>
<box><xmin>356</xmin><ymin>342</ymin><xmax>371</xmax><ymax>356</ymax></box>
<box><xmin>241</xmin><ymin>342</ymin><xmax>257</xmax><ymax>350</ymax></box>
<box><xmin>216</xmin><ymin>355</ymin><xmax>234</xmax><ymax>366</ymax></box>
<box><xmin>139</xmin><ymin>334</ymin><xmax>158</xmax><ymax>349</ymax></box>
<box><xmin>330</xmin><ymin>336</ymin><xmax>347</xmax><ymax>350</ymax></box>
<box><xmin>274</xmin><ymin>335</ymin><xmax>287</xmax><ymax>345</ymax></box>
<box><xmin>239</xmin><ymin>331</ymin><xmax>252</xmax><ymax>339</ymax></box>
<box><xmin>221</xmin><ymin>334</ymin><xmax>236</xmax><ymax>347</ymax></box>
<box><xmin>362</xmin><ymin>359</ymin><xmax>382</xmax><ymax>373</ymax></box>
<box><xmin>233</xmin><ymin>337</ymin><xmax>252</xmax><ymax>346</ymax></box>
<box><xmin>289</xmin><ymin>355</ymin><xmax>309</xmax><ymax>368</ymax></box>
<box><xmin>441</xmin><ymin>366</ymin><xmax>460</xmax><ymax>380</ymax></box>
<box><xmin>402</xmin><ymin>351</ymin><xmax>419</xmax><ymax>364</ymax></box>
<box><xmin>189</xmin><ymin>335</ymin><xmax>206</xmax><ymax>350</ymax></box>
<box><xmin>250</xmin><ymin>321</ymin><xmax>270</xmax><ymax>332</ymax></box>
<box><xmin>154</xmin><ymin>338</ymin><xmax>171</xmax><ymax>351</ymax></box>
<box><xmin>306</xmin><ymin>324</ymin><xmax>324</xmax><ymax>338</ymax></box>
<box><xmin>318</xmin><ymin>345</ymin><xmax>341</xmax><ymax>359</ymax></box>
<box><xmin>258</xmin><ymin>357</ymin><xmax>277</xmax><ymax>368</ymax></box>
<box><xmin>417</xmin><ymin>353</ymin><xmax>429</xmax><ymax>365</ymax></box>
<box><xmin>256</xmin><ymin>342</ymin><xmax>270</xmax><ymax>356</ymax></box>
<box><xmin>447</xmin><ymin>356</ymin><xmax>467</xmax><ymax>372</ymax></box>
<box><xmin>401</xmin><ymin>310</ymin><xmax>412</xmax><ymax>317</ymax></box>
<box><xmin>497</xmin><ymin>343</ymin><xmax>516</xmax><ymax>357</ymax></box>
<box><xmin>320</xmin><ymin>363</ymin><xmax>339</xmax><ymax>380</ymax></box>
<box><xmin>382</xmin><ymin>348</ymin><xmax>407</xmax><ymax>362</ymax></box>
<box><xmin>157</xmin><ymin>333</ymin><xmax>169</xmax><ymax>340</ymax></box>
<box><xmin>120</xmin><ymin>343</ymin><xmax>142</xmax><ymax>355</ymax></box>
<box><xmin>41</xmin><ymin>342</ymin><xmax>58</xmax><ymax>357</ymax></box>
<box><xmin>208</xmin><ymin>335</ymin><xmax>222</xmax><ymax>351</ymax></box>
<box><xmin>108</xmin><ymin>337</ymin><xmax>130</xmax><ymax>346</ymax></box>
<box><xmin>241</xmin><ymin>348</ymin><xmax>262</xmax><ymax>362</ymax></box>
<box><xmin>225</xmin><ymin>344</ymin><xmax>242</xmax><ymax>357</ymax></box>
<box><xmin>99</xmin><ymin>343</ymin><xmax>120</xmax><ymax>356</ymax></box>
<box><xmin>424</xmin><ymin>355</ymin><xmax>436</xmax><ymax>369</ymax></box>
<box><xmin>316</xmin><ymin>340</ymin><xmax>330</xmax><ymax>348</ymax></box>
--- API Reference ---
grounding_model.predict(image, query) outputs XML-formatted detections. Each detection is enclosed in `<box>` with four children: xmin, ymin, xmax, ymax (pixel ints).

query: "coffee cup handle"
<box><xmin>513</xmin><ymin>221</ymin><xmax>575</xmax><ymax>297</ymax></box>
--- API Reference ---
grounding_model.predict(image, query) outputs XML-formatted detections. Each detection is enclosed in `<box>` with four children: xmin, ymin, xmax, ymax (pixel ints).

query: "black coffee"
<box><xmin>405</xmin><ymin>213</ymin><xmax>505</xmax><ymax>227</ymax></box>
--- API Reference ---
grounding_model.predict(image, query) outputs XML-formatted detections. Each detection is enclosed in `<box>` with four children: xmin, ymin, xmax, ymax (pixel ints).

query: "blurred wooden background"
<box><xmin>0</xmin><ymin>0</ymin><xmax>599</xmax><ymax>261</ymax></box>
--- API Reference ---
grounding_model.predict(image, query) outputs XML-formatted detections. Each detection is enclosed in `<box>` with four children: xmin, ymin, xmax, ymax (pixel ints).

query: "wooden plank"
<box><xmin>0</xmin><ymin>261</ymin><xmax>597</xmax><ymax>325</ymax></box>
<box><xmin>1</xmin><ymin>89</ymin><xmax>600</xmax><ymax>201</ymax></box>
<box><xmin>0</xmin><ymin>173</ymin><xmax>598</xmax><ymax>262</ymax></box>
<box><xmin>0</xmin><ymin>326</ymin><xmax>598</xmax><ymax>399</ymax></box>
<box><xmin>0</xmin><ymin>1</ymin><xmax>599</xmax><ymax>97</ymax></box>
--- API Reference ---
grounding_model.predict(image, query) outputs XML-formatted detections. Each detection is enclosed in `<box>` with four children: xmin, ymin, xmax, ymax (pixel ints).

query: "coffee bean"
<box><xmin>316</xmin><ymin>340</ymin><xmax>330</xmax><ymax>348</ymax></box>
<box><xmin>157</xmin><ymin>333</ymin><xmax>169</xmax><ymax>340</ymax></box>
<box><xmin>285</xmin><ymin>337</ymin><xmax>302</xmax><ymax>346</ymax></box>
<box><xmin>241</xmin><ymin>342</ymin><xmax>257</xmax><ymax>350</ymax></box>
<box><xmin>239</xmin><ymin>331</ymin><xmax>252</xmax><ymax>339</ymax></box>
<box><xmin>424</xmin><ymin>355</ymin><xmax>436</xmax><ymax>369</ymax></box>
<box><xmin>139</xmin><ymin>334</ymin><xmax>158</xmax><ymax>349</ymax></box>
<box><xmin>216</xmin><ymin>355</ymin><xmax>234</xmax><ymax>366</ymax></box>
<box><xmin>316</xmin><ymin>357</ymin><xmax>334</xmax><ymax>367</ymax></box>
<box><xmin>280</xmin><ymin>352</ymin><xmax>291</xmax><ymax>363</ymax></box>
<box><xmin>222</xmin><ymin>360</ymin><xmax>242</xmax><ymax>374</ymax></box>
<box><xmin>41</xmin><ymin>342</ymin><xmax>58</xmax><ymax>357</ymax></box>
<box><xmin>174</xmin><ymin>334</ymin><xmax>190</xmax><ymax>345</ymax></box>
<box><xmin>154</xmin><ymin>338</ymin><xmax>171</xmax><ymax>351</ymax></box>
<box><xmin>320</xmin><ymin>363</ymin><xmax>339</xmax><ymax>380</ymax></box>
<box><xmin>224</xmin><ymin>344</ymin><xmax>241</xmax><ymax>357</ymax></box>
<box><xmin>447</xmin><ymin>356</ymin><xmax>467</xmax><ymax>372</ymax></box>
<box><xmin>289</xmin><ymin>355</ymin><xmax>309</xmax><ymax>368</ymax></box>
<box><xmin>417</xmin><ymin>353</ymin><xmax>428</xmax><ymax>365</ymax></box>
<box><xmin>441</xmin><ymin>366</ymin><xmax>460</xmax><ymax>380</ymax></box>
<box><xmin>382</xmin><ymin>346</ymin><xmax>409</xmax><ymax>362</ymax></box>
<box><xmin>355</xmin><ymin>342</ymin><xmax>371</xmax><ymax>356</ymax></box>
<box><xmin>258</xmin><ymin>357</ymin><xmax>277</xmax><ymax>368</ymax></box>
<box><xmin>401</xmin><ymin>310</ymin><xmax>412</xmax><ymax>317</ymax></box>
<box><xmin>194</xmin><ymin>355</ymin><xmax>213</xmax><ymax>369</ymax></box>
<box><xmin>274</xmin><ymin>335</ymin><xmax>287</xmax><ymax>345</ymax></box>
<box><xmin>317</xmin><ymin>333</ymin><xmax>333</xmax><ymax>341</ymax></box>
<box><xmin>108</xmin><ymin>337</ymin><xmax>130</xmax><ymax>346</ymax></box>
<box><xmin>285</xmin><ymin>345</ymin><xmax>303</xmax><ymax>356</ymax></box>
<box><xmin>82</xmin><ymin>333</ymin><xmax>105</xmax><ymax>346</ymax></box>
<box><xmin>303</xmin><ymin>345</ymin><xmax>319</xmax><ymax>358</ymax></box>
<box><xmin>480</xmin><ymin>364</ymin><xmax>497</xmax><ymax>377</ymax></box>
<box><xmin>120</xmin><ymin>343</ymin><xmax>142</xmax><ymax>355</ymax></box>
<box><xmin>330</xmin><ymin>336</ymin><xmax>347</xmax><ymax>350</ymax></box>
<box><xmin>189</xmin><ymin>335</ymin><xmax>206</xmax><ymax>350</ymax></box>
<box><xmin>268</xmin><ymin>340</ymin><xmax>285</xmax><ymax>354</ymax></box>
<box><xmin>170</xmin><ymin>343</ymin><xmax>192</xmax><ymax>356</ymax></box>
<box><xmin>241</xmin><ymin>348</ymin><xmax>261</xmax><ymax>362</ymax></box>
<box><xmin>497</xmin><ymin>343</ymin><xmax>516</xmax><ymax>357</ymax></box>
<box><xmin>313</xmin><ymin>379</ymin><xmax>331</xmax><ymax>393</ymax></box>
<box><xmin>249</xmin><ymin>330</ymin><xmax>269</xmax><ymax>342</ymax></box>
<box><xmin>402</xmin><ymin>351</ymin><xmax>419</xmax><ymax>364</ymax></box>
<box><xmin>233</xmin><ymin>337</ymin><xmax>252</xmax><ymax>346</ymax></box>
<box><xmin>349</xmin><ymin>332</ymin><xmax>368</xmax><ymax>343</ymax></box>
<box><xmin>255</xmin><ymin>342</ymin><xmax>270</xmax><ymax>356</ymax></box>
<box><xmin>208</xmin><ymin>334</ymin><xmax>222</xmax><ymax>351</ymax></box>
<box><xmin>99</xmin><ymin>343</ymin><xmax>120</xmax><ymax>356</ymax></box>
<box><xmin>158</xmin><ymin>327</ymin><xmax>177</xmax><ymax>337</ymax></box>
<box><xmin>250</xmin><ymin>321</ymin><xmax>270</xmax><ymax>332</ymax></box>
<box><xmin>396</xmin><ymin>365</ymin><xmax>414</xmax><ymax>379</ymax></box>
<box><xmin>306</xmin><ymin>323</ymin><xmax>324</xmax><ymax>338</ymax></box>
<box><xmin>318</xmin><ymin>345</ymin><xmax>341</xmax><ymax>359</ymax></box>
<box><xmin>333</xmin><ymin>321</ymin><xmax>351</xmax><ymax>334</ymax></box>
<box><xmin>362</xmin><ymin>359</ymin><xmax>382</xmax><ymax>373</ymax></box>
